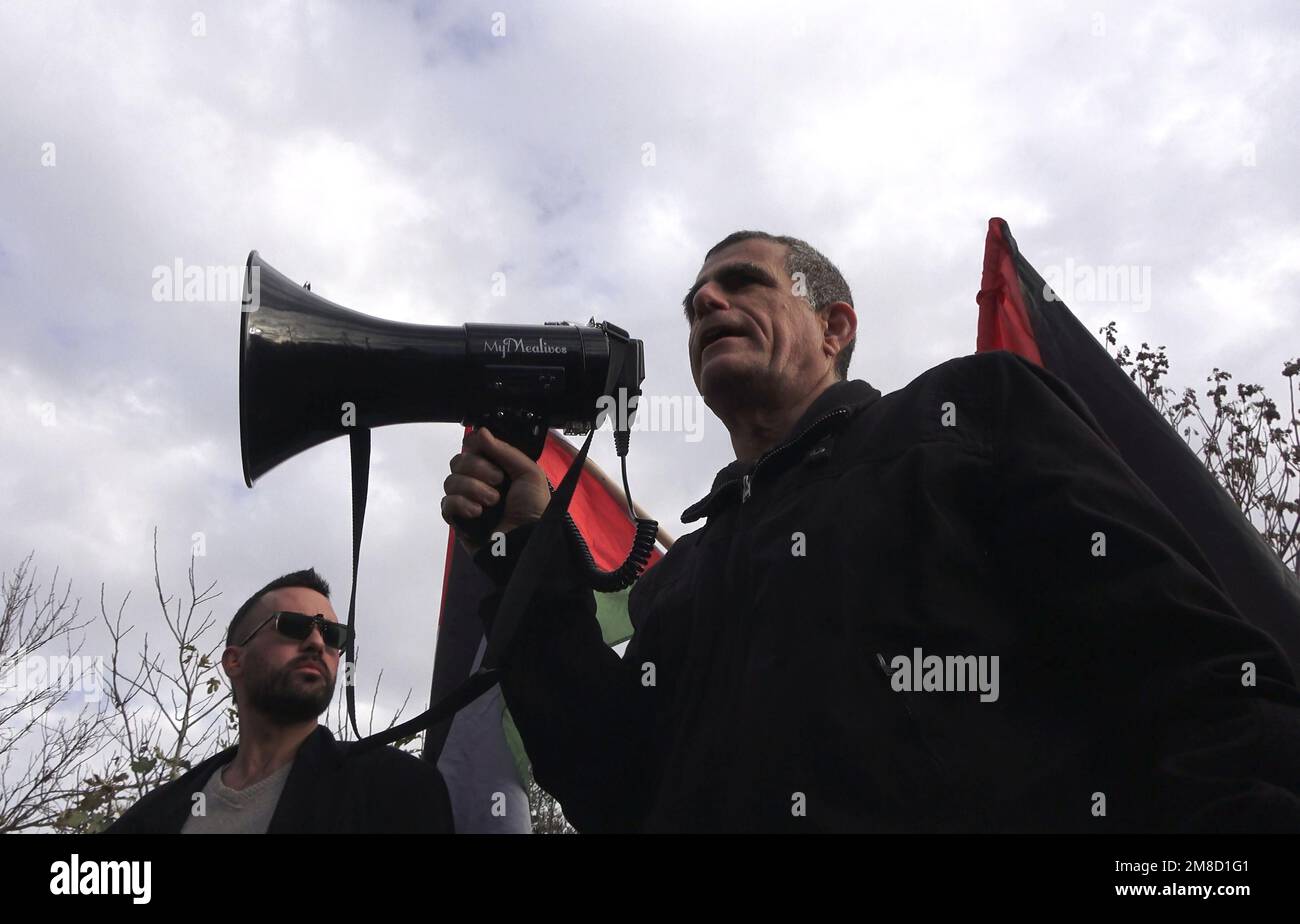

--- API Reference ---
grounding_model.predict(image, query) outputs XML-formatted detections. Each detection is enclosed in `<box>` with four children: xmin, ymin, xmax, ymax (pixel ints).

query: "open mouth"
<box><xmin>699</xmin><ymin>328</ymin><xmax>746</xmax><ymax>352</ymax></box>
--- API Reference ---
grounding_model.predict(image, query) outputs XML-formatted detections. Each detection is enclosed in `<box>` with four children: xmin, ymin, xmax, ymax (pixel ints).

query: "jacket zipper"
<box><xmin>740</xmin><ymin>407</ymin><xmax>849</xmax><ymax>503</ymax></box>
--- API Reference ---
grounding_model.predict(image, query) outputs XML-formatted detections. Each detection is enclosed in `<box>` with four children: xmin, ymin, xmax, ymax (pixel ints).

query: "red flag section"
<box><xmin>537</xmin><ymin>431</ymin><xmax>664</xmax><ymax>572</ymax></box>
<box><xmin>425</xmin><ymin>427</ymin><xmax>666</xmax><ymax>831</ymax></box>
<box><xmin>976</xmin><ymin>216</ymin><xmax>1042</xmax><ymax>364</ymax></box>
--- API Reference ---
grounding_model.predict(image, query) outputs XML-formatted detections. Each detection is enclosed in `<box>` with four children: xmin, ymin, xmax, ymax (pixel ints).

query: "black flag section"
<box><xmin>977</xmin><ymin>217</ymin><xmax>1300</xmax><ymax>675</ymax></box>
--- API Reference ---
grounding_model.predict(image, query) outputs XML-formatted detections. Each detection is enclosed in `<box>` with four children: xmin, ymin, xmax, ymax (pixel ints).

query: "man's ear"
<box><xmin>222</xmin><ymin>645</ymin><xmax>242</xmax><ymax>687</ymax></box>
<box><xmin>822</xmin><ymin>300</ymin><xmax>856</xmax><ymax>360</ymax></box>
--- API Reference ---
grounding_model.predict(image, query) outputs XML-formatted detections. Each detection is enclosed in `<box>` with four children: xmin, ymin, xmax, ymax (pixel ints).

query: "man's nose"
<box><xmin>692</xmin><ymin>283</ymin><xmax>728</xmax><ymax>322</ymax></box>
<box><xmin>300</xmin><ymin>626</ymin><xmax>326</xmax><ymax>653</ymax></box>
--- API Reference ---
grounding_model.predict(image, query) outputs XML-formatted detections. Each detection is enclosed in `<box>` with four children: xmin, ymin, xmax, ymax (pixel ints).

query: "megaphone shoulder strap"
<box><xmin>344</xmin><ymin>429</ymin><xmax>369</xmax><ymax>740</ymax></box>
<box><xmin>347</xmin><ymin>427</ymin><xmax>598</xmax><ymax>754</ymax></box>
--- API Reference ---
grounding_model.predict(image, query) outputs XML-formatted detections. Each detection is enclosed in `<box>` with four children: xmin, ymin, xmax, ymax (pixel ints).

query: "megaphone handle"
<box><xmin>465</xmin><ymin>473</ymin><xmax>511</xmax><ymax>548</ymax></box>
<box><xmin>456</xmin><ymin>420</ymin><xmax>546</xmax><ymax>549</ymax></box>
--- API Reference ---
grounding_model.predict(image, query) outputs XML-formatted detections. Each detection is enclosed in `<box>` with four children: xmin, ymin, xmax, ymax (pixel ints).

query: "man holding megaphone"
<box><xmin>442</xmin><ymin>230</ymin><xmax>1300</xmax><ymax>833</ymax></box>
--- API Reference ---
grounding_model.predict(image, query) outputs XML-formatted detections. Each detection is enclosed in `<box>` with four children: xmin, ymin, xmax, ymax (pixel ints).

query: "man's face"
<box><xmin>227</xmin><ymin>587</ymin><xmax>340</xmax><ymax>725</ymax></box>
<box><xmin>684</xmin><ymin>238</ymin><xmax>833</xmax><ymax>408</ymax></box>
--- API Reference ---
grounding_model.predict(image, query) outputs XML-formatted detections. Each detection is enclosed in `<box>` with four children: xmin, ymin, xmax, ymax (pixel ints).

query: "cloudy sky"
<box><xmin>2</xmin><ymin>0</ymin><xmax>1297</xmax><ymax>738</ymax></box>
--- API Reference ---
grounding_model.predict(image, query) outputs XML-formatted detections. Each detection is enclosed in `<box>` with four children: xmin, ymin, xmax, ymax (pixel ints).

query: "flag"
<box><xmin>976</xmin><ymin>217</ymin><xmax>1300</xmax><ymax>674</ymax></box>
<box><xmin>424</xmin><ymin>429</ymin><xmax>668</xmax><ymax>833</ymax></box>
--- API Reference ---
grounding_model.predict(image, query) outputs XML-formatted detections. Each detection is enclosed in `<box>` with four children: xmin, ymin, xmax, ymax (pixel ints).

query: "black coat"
<box><xmin>105</xmin><ymin>725</ymin><xmax>453</xmax><ymax>833</ymax></box>
<box><xmin>475</xmin><ymin>350</ymin><xmax>1300</xmax><ymax>832</ymax></box>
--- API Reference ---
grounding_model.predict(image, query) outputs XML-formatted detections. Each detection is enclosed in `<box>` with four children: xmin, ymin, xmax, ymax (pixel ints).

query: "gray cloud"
<box><xmin>1</xmin><ymin>0</ymin><xmax>1297</xmax><ymax>736</ymax></box>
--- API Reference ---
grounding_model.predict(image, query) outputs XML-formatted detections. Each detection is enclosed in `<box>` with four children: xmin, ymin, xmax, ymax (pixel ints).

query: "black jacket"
<box><xmin>475</xmin><ymin>350</ymin><xmax>1300</xmax><ymax>832</ymax></box>
<box><xmin>105</xmin><ymin>726</ymin><xmax>454</xmax><ymax>833</ymax></box>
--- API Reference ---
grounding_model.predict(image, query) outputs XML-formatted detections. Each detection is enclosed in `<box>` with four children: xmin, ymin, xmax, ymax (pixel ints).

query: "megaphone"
<box><xmin>238</xmin><ymin>251</ymin><xmax>657</xmax><ymax>744</ymax></box>
<box><xmin>239</xmin><ymin>249</ymin><xmax>643</xmax><ymax>476</ymax></box>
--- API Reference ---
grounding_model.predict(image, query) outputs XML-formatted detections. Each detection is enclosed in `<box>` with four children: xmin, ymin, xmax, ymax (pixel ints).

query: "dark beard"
<box><xmin>246</xmin><ymin>661</ymin><xmax>335</xmax><ymax>724</ymax></box>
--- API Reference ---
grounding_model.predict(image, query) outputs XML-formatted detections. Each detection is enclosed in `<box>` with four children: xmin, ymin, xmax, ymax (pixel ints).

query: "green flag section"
<box><xmin>427</xmin><ymin>429</ymin><xmax>666</xmax><ymax>832</ymax></box>
<box><xmin>595</xmin><ymin>585</ymin><xmax>636</xmax><ymax>647</ymax></box>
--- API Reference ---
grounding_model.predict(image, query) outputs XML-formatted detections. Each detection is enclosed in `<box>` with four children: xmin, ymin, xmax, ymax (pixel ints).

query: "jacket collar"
<box><xmin>158</xmin><ymin>724</ymin><xmax>338</xmax><ymax>832</ymax></box>
<box><xmin>265</xmin><ymin>724</ymin><xmax>343</xmax><ymax>833</ymax></box>
<box><xmin>681</xmin><ymin>378</ymin><xmax>882</xmax><ymax>523</ymax></box>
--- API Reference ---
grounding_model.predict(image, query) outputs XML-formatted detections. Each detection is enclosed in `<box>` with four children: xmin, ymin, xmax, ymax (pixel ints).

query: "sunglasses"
<box><xmin>239</xmin><ymin>611</ymin><xmax>351</xmax><ymax>651</ymax></box>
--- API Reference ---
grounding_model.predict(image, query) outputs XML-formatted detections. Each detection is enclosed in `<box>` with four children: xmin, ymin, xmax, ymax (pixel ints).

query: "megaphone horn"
<box><xmin>238</xmin><ymin>251</ymin><xmax>644</xmax><ymax>488</ymax></box>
